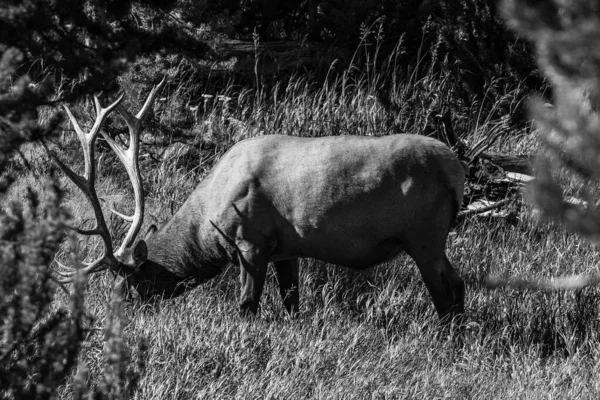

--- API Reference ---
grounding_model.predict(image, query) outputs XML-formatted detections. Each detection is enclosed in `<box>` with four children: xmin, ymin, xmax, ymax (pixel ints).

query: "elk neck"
<box><xmin>144</xmin><ymin>196</ymin><xmax>228</xmax><ymax>283</ymax></box>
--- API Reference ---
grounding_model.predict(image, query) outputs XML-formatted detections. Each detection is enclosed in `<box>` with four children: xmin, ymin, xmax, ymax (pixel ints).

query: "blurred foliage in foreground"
<box><xmin>503</xmin><ymin>0</ymin><xmax>600</xmax><ymax>241</ymax></box>
<box><xmin>0</xmin><ymin>1</ymin><xmax>164</xmax><ymax>398</ymax></box>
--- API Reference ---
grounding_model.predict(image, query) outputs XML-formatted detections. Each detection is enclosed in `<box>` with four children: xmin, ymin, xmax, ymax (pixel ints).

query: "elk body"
<box><xmin>52</xmin><ymin>80</ymin><xmax>466</xmax><ymax>320</ymax></box>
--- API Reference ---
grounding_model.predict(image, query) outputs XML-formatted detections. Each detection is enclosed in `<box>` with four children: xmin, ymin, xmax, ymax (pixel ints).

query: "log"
<box><xmin>505</xmin><ymin>172</ymin><xmax>534</xmax><ymax>184</ymax></box>
<box><xmin>479</xmin><ymin>153</ymin><xmax>535</xmax><ymax>175</ymax></box>
<box><xmin>219</xmin><ymin>39</ymin><xmax>320</xmax><ymax>74</ymax></box>
<box><xmin>220</xmin><ymin>40</ymin><xmax>311</xmax><ymax>57</ymax></box>
<box><xmin>458</xmin><ymin>197</ymin><xmax>516</xmax><ymax>219</ymax></box>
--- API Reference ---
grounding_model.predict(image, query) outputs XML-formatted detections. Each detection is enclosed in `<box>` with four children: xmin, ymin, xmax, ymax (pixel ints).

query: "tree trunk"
<box><xmin>308</xmin><ymin>0</ymin><xmax>318</xmax><ymax>41</ymax></box>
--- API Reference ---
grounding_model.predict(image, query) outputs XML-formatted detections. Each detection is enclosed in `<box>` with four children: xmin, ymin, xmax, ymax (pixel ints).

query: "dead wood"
<box><xmin>478</xmin><ymin>153</ymin><xmax>535</xmax><ymax>175</ymax></box>
<box><xmin>219</xmin><ymin>40</ymin><xmax>319</xmax><ymax>73</ymax></box>
<box><xmin>457</xmin><ymin>197</ymin><xmax>517</xmax><ymax>219</ymax></box>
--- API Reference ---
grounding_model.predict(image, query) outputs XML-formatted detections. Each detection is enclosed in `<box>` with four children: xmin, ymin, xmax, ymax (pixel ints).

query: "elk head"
<box><xmin>47</xmin><ymin>77</ymin><xmax>178</xmax><ymax>300</ymax></box>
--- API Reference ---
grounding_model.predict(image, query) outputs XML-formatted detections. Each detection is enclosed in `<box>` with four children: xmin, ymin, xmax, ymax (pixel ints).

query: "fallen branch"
<box><xmin>479</xmin><ymin>153</ymin><xmax>535</xmax><ymax>175</ymax></box>
<box><xmin>458</xmin><ymin>197</ymin><xmax>516</xmax><ymax>219</ymax></box>
<box><xmin>505</xmin><ymin>172</ymin><xmax>534</xmax><ymax>184</ymax></box>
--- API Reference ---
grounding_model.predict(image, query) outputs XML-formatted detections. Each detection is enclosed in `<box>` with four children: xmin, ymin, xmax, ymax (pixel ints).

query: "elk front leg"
<box><xmin>273</xmin><ymin>259</ymin><xmax>300</xmax><ymax>316</ymax></box>
<box><xmin>238</xmin><ymin>248</ymin><xmax>268</xmax><ymax>315</ymax></box>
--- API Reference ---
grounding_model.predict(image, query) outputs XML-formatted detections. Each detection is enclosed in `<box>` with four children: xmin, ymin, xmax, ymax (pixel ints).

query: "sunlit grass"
<box><xmin>65</xmin><ymin>210</ymin><xmax>600</xmax><ymax>399</ymax></box>
<box><xmin>17</xmin><ymin>65</ymin><xmax>599</xmax><ymax>398</ymax></box>
<box><xmin>49</xmin><ymin>167</ymin><xmax>600</xmax><ymax>398</ymax></box>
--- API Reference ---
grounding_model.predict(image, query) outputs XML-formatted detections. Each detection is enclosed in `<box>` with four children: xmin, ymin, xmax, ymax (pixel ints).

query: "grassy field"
<box><xmin>71</xmin><ymin>219</ymin><xmax>600</xmax><ymax>399</ymax></box>
<box><xmin>9</xmin><ymin>66</ymin><xmax>600</xmax><ymax>399</ymax></box>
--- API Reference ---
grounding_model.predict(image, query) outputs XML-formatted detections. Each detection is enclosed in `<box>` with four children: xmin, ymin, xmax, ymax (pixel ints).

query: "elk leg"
<box><xmin>240</xmin><ymin>267</ymin><xmax>248</xmax><ymax>289</ymax></box>
<box><xmin>273</xmin><ymin>259</ymin><xmax>300</xmax><ymax>315</ymax></box>
<box><xmin>238</xmin><ymin>248</ymin><xmax>268</xmax><ymax>315</ymax></box>
<box><xmin>410</xmin><ymin>247</ymin><xmax>464</xmax><ymax>320</ymax></box>
<box><xmin>443</xmin><ymin>254</ymin><xmax>465</xmax><ymax>314</ymax></box>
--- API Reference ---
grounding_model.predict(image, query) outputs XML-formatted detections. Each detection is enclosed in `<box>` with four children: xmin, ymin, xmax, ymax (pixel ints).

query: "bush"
<box><xmin>0</xmin><ymin>182</ymin><xmax>89</xmax><ymax>399</ymax></box>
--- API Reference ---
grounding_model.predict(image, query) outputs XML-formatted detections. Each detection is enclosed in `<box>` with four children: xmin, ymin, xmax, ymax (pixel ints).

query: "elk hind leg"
<box><xmin>411</xmin><ymin>247</ymin><xmax>464</xmax><ymax>320</ymax></box>
<box><xmin>440</xmin><ymin>254</ymin><xmax>464</xmax><ymax>315</ymax></box>
<box><xmin>274</xmin><ymin>259</ymin><xmax>300</xmax><ymax>316</ymax></box>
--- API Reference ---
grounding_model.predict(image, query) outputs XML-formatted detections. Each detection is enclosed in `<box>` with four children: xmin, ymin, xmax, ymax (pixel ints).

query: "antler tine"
<box><xmin>90</xmin><ymin>94</ymin><xmax>125</xmax><ymax>139</ymax></box>
<box><xmin>64</xmin><ymin>224</ymin><xmax>101</xmax><ymax>236</ymax></box>
<box><xmin>54</xmin><ymin>257</ymin><xmax>110</xmax><ymax>282</ymax></box>
<box><xmin>136</xmin><ymin>75</ymin><xmax>167</xmax><ymax>121</ymax></box>
<box><xmin>61</xmin><ymin>95</ymin><xmax>124</xmax><ymax>182</ymax></box>
<box><xmin>44</xmin><ymin>142</ymin><xmax>89</xmax><ymax>194</ymax></box>
<box><xmin>47</xmin><ymin>94</ymin><xmax>126</xmax><ymax>280</ymax></box>
<box><xmin>62</xmin><ymin>105</ymin><xmax>86</xmax><ymax>141</ymax></box>
<box><xmin>108</xmin><ymin>208</ymin><xmax>134</xmax><ymax>222</ymax></box>
<box><xmin>53</xmin><ymin>258</ymin><xmax>77</xmax><ymax>276</ymax></box>
<box><xmin>102</xmin><ymin>77</ymin><xmax>167</xmax><ymax>254</ymax></box>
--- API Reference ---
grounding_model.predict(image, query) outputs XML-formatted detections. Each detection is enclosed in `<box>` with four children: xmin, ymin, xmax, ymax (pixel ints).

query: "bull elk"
<box><xmin>50</xmin><ymin>79</ymin><xmax>466</xmax><ymax>320</ymax></box>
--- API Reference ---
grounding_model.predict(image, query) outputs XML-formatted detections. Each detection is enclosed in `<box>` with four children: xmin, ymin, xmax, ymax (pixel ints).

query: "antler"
<box><xmin>103</xmin><ymin>76</ymin><xmax>167</xmax><ymax>255</ymax></box>
<box><xmin>47</xmin><ymin>77</ymin><xmax>166</xmax><ymax>282</ymax></box>
<box><xmin>46</xmin><ymin>94</ymin><xmax>124</xmax><ymax>281</ymax></box>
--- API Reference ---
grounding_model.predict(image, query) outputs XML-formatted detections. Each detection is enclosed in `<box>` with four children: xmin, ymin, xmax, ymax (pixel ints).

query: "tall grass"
<box><xmin>13</xmin><ymin>34</ymin><xmax>599</xmax><ymax>398</ymax></box>
<box><xmin>61</xmin><ymin>213</ymin><xmax>600</xmax><ymax>398</ymax></box>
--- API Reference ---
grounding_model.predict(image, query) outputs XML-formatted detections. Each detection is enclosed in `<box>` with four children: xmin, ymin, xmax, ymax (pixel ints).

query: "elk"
<box><xmin>50</xmin><ymin>79</ymin><xmax>466</xmax><ymax>320</ymax></box>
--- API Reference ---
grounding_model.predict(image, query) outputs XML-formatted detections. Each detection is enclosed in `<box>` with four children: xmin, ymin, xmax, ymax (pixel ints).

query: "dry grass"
<box><xmin>63</xmin><ymin>214</ymin><xmax>600</xmax><ymax>399</ymax></box>
<box><xmin>10</xmin><ymin>63</ymin><xmax>600</xmax><ymax>398</ymax></box>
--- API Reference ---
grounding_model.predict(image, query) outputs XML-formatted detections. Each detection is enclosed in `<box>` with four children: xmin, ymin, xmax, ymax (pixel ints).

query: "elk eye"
<box><xmin>133</xmin><ymin>240</ymin><xmax>148</xmax><ymax>263</ymax></box>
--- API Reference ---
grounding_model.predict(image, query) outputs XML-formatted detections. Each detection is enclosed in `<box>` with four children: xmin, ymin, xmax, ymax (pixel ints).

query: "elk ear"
<box><xmin>235</xmin><ymin>238</ymin><xmax>255</xmax><ymax>253</ymax></box>
<box><xmin>133</xmin><ymin>240</ymin><xmax>148</xmax><ymax>263</ymax></box>
<box><xmin>145</xmin><ymin>224</ymin><xmax>157</xmax><ymax>240</ymax></box>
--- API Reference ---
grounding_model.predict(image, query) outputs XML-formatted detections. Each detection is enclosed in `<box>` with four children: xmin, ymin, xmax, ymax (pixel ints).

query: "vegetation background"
<box><xmin>3</xmin><ymin>0</ymin><xmax>600</xmax><ymax>398</ymax></box>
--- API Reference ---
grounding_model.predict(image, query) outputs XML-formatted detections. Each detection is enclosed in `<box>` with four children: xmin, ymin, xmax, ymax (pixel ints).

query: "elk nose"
<box><xmin>114</xmin><ymin>275</ymin><xmax>142</xmax><ymax>302</ymax></box>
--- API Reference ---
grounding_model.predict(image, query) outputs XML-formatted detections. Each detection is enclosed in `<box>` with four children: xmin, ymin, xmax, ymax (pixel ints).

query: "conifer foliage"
<box><xmin>0</xmin><ymin>1</ymin><xmax>180</xmax><ymax>398</ymax></box>
<box><xmin>503</xmin><ymin>0</ymin><xmax>600</xmax><ymax>241</ymax></box>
